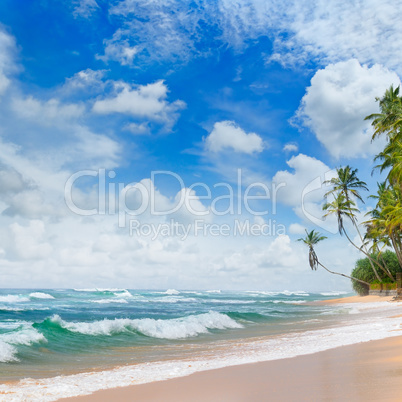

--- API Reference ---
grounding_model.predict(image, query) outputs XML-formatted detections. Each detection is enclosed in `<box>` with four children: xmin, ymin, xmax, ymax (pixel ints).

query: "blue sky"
<box><xmin>0</xmin><ymin>0</ymin><xmax>402</xmax><ymax>290</ymax></box>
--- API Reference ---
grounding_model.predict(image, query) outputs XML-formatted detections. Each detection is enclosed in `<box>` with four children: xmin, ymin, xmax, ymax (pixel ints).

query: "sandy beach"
<box><xmin>60</xmin><ymin>336</ymin><xmax>402</xmax><ymax>402</ymax></box>
<box><xmin>58</xmin><ymin>295</ymin><xmax>402</xmax><ymax>402</ymax></box>
<box><xmin>317</xmin><ymin>294</ymin><xmax>396</xmax><ymax>305</ymax></box>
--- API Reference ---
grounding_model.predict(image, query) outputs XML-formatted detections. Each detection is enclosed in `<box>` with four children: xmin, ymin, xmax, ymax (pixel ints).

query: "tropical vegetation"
<box><xmin>351</xmin><ymin>251</ymin><xmax>400</xmax><ymax>295</ymax></box>
<box><xmin>297</xmin><ymin>230</ymin><xmax>369</xmax><ymax>286</ymax></box>
<box><xmin>298</xmin><ymin>85</ymin><xmax>402</xmax><ymax>292</ymax></box>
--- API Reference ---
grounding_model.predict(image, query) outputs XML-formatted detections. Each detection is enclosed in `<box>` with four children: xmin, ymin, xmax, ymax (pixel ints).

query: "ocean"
<box><xmin>1</xmin><ymin>288</ymin><xmax>401</xmax><ymax>401</ymax></box>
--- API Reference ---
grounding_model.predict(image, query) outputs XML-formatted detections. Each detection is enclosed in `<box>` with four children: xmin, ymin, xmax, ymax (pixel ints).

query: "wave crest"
<box><xmin>0</xmin><ymin>326</ymin><xmax>47</xmax><ymax>362</ymax></box>
<box><xmin>30</xmin><ymin>292</ymin><xmax>54</xmax><ymax>299</ymax></box>
<box><xmin>164</xmin><ymin>289</ymin><xmax>180</xmax><ymax>295</ymax></box>
<box><xmin>0</xmin><ymin>295</ymin><xmax>29</xmax><ymax>303</ymax></box>
<box><xmin>48</xmin><ymin>311</ymin><xmax>242</xmax><ymax>339</ymax></box>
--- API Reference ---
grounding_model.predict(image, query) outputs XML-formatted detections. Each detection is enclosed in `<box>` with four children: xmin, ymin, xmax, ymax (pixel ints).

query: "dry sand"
<box><xmin>317</xmin><ymin>294</ymin><xmax>395</xmax><ymax>304</ymax></box>
<box><xmin>61</xmin><ymin>336</ymin><xmax>402</xmax><ymax>402</ymax></box>
<box><xmin>60</xmin><ymin>295</ymin><xmax>402</xmax><ymax>402</ymax></box>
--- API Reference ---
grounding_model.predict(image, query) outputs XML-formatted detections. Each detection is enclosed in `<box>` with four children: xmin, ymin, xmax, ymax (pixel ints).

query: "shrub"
<box><xmin>351</xmin><ymin>250</ymin><xmax>401</xmax><ymax>295</ymax></box>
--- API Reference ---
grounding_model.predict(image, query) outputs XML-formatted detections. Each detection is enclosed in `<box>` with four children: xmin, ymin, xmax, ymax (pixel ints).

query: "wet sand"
<box><xmin>62</xmin><ymin>295</ymin><xmax>402</xmax><ymax>402</ymax></box>
<box><xmin>61</xmin><ymin>335</ymin><xmax>402</xmax><ymax>402</ymax></box>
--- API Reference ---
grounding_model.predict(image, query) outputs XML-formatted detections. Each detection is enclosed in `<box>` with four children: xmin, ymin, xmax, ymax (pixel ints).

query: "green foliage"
<box><xmin>371</xmin><ymin>277</ymin><xmax>394</xmax><ymax>284</ymax></box>
<box><xmin>369</xmin><ymin>282</ymin><xmax>396</xmax><ymax>290</ymax></box>
<box><xmin>351</xmin><ymin>250</ymin><xmax>401</xmax><ymax>295</ymax></box>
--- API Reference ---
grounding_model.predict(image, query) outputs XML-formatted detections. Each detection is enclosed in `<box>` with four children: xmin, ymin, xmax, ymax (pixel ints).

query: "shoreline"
<box><xmin>3</xmin><ymin>294</ymin><xmax>401</xmax><ymax>401</ymax></box>
<box><xmin>61</xmin><ymin>335</ymin><xmax>402</xmax><ymax>402</ymax></box>
<box><xmin>316</xmin><ymin>294</ymin><xmax>396</xmax><ymax>304</ymax></box>
<box><xmin>61</xmin><ymin>294</ymin><xmax>401</xmax><ymax>402</ymax></box>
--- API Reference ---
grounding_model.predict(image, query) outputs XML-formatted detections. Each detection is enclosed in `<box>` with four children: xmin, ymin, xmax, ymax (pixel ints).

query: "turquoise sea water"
<box><xmin>0</xmin><ymin>288</ymin><xmax>353</xmax><ymax>382</ymax></box>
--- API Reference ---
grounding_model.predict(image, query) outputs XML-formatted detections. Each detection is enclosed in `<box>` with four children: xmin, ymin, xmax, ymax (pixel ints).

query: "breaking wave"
<box><xmin>0</xmin><ymin>295</ymin><xmax>29</xmax><ymax>303</ymax></box>
<box><xmin>163</xmin><ymin>289</ymin><xmax>180</xmax><ymax>295</ymax></box>
<box><xmin>320</xmin><ymin>291</ymin><xmax>349</xmax><ymax>296</ymax></box>
<box><xmin>30</xmin><ymin>292</ymin><xmax>55</xmax><ymax>299</ymax></box>
<box><xmin>0</xmin><ymin>326</ymin><xmax>47</xmax><ymax>363</ymax></box>
<box><xmin>45</xmin><ymin>312</ymin><xmax>242</xmax><ymax>339</ymax></box>
<box><xmin>90</xmin><ymin>299</ymin><xmax>129</xmax><ymax>304</ymax></box>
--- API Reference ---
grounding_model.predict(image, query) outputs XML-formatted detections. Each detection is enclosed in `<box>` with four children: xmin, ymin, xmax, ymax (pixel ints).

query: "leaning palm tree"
<box><xmin>297</xmin><ymin>229</ymin><xmax>327</xmax><ymax>270</ymax></box>
<box><xmin>322</xmin><ymin>192</ymin><xmax>358</xmax><ymax>235</ymax></box>
<box><xmin>363</xmin><ymin>222</ymin><xmax>395</xmax><ymax>281</ymax></box>
<box><xmin>323</xmin><ymin>167</ymin><xmax>389</xmax><ymax>281</ymax></box>
<box><xmin>297</xmin><ymin>229</ymin><xmax>369</xmax><ymax>286</ymax></box>
<box><xmin>322</xmin><ymin>192</ymin><xmax>394</xmax><ymax>281</ymax></box>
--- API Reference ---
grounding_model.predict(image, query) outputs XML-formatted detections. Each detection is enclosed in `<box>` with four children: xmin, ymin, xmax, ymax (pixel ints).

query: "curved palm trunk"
<box><xmin>343</xmin><ymin>228</ymin><xmax>392</xmax><ymax>281</ymax></box>
<box><xmin>390</xmin><ymin>232</ymin><xmax>402</xmax><ymax>268</ymax></box>
<box><xmin>317</xmin><ymin>262</ymin><xmax>370</xmax><ymax>286</ymax></box>
<box><xmin>342</xmin><ymin>194</ymin><xmax>385</xmax><ymax>282</ymax></box>
<box><xmin>352</xmin><ymin>219</ymin><xmax>384</xmax><ymax>281</ymax></box>
<box><xmin>379</xmin><ymin>253</ymin><xmax>395</xmax><ymax>281</ymax></box>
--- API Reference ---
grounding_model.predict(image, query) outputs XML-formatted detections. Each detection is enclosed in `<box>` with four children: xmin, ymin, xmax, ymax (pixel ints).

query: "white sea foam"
<box><xmin>113</xmin><ymin>290</ymin><xmax>134</xmax><ymax>299</ymax></box>
<box><xmin>0</xmin><ymin>321</ymin><xmax>33</xmax><ymax>330</ymax></box>
<box><xmin>74</xmin><ymin>288</ymin><xmax>98</xmax><ymax>292</ymax></box>
<box><xmin>29</xmin><ymin>292</ymin><xmax>54</xmax><ymax>299</ymax></box>
<box><xmin>0</xmin><ymin>295</ymin><xmax>29</xmax><ymax>303</ymax></box>
<box><xmin>0</xmin><ymin>306</ymin><xmax>25</xmax><ymax>311</ymax></box>
<box><xmin>1</xmin><ymin>327</ymin><xmax>46</xmax><ymax>346</ymax></box>
<box><xmin>0</xmin><ymin>306</ymin><xmax>50</xmax><ymax>312</ymax></box>
<box><xmin>50</xmin><ymin>311</ymin><xmax>242</xmax><ymax>339</ymax></box>
<box><xmin>90</xmin><ymin>299</ymin><xmax>129</xmax><ymax>304</ymax></box>
<box><xmin>74</xmin><ymin>288</ymin><xmax>128</xmax><ymax>293</ymax></box>
<box><xmin>320</xmin><ymin>291</ymin><xmax>349</xmax><ymax>296</ymax></box>
<box><xmin>181</xmin><ymin>291</ymin><xmax>203</xmax><ymax>295</ymax></box>
<box><xmin>4</xmin><ymin>302</ymin><xmax>402</xmax><ymax>401</ymax></box>
<box><xmin>206</xmin><ymin>290</ymin><xmax>221</xmax><ymax>294</ymax></box>
<box><xmin>164</xmin><ymin>289</ymin><xmax>180</xmax><ymax>295</ymax></box>
<box><xmin>342</xmin><ymin>301</ymin><xmax>395</xmax><ymax>314</ymax></box>
<box><xmin>0</xmin><ymin>326</ymin><xmax>47</xmax><ymax>363</ymax></box>
<box><xmin>208</xmin><ymin>299</ymin><xmax>256</xmax><ymax>304</ymax></box>
<box><xmin>244</xmin><ymin>291</ymin><xmax>280</xmax><ymax>296</ymax></box>
<box><xmin>281</xmin><ymin>290</ymin><xmax>310</xmax><ymax>296</ymax></box>
<box><xmin>150</xmin><ymin>297</ymin><xmax>198</xmax><ymax>303</ymax></box>
<box><xmin>272</xmin><ymin>300</ymin><xmax>306</xmax><ymax>305</ymax></box>
<box><xmin>0</xmin><ymin>340</ymin><xmax>17</xmax><ymax>363</ymax></box>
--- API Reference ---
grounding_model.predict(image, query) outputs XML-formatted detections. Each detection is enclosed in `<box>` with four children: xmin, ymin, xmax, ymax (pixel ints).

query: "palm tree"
<box><xmin>297</xmin><ymin>229</ymin><xmax>369</xmax><ymax>286</ymax></box>
<box><xmin>373</xmin><ymin>138</ymin><xmax>402</xmax><ymax>187</ymax></box>
<box><xmin>324</xmin><ymin>165</ymin><xmax>368</xmax><ymax>204</ymax></box>
<box><xmin>323</xmin><ymin>192</ymin><xmax>358</xmax><ymax>235</ymax></box>
<box><xmin>365</xmin><ymin>85</ymin><xmax>402</xmax><ymax>141</ymax></box>
<box><xmin>365</xmin><ymin>183</ymin><xmax>402</xmax><ymax>269</ymax></box>
<box><xmin>363</xmin><ymin>223</ymin><xmax>395</xmax><ymax>282</ymax></box>
<box><xmin>322</xmin><ymin>192</ymin><xmax>393</xmax><ymax>281</ymax></box>
<box><xmin>323</xmin><ymin>166</ymin><xmax>389</xmax><ymax>281</ymax></box>
<box><xmin>297</xmin><ymin>229</ymin><xmax>327</xmax><ymax>271</ymax></box>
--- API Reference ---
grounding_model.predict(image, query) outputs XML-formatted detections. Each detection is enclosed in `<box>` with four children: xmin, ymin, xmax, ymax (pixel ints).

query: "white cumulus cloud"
<box><xmin>295</xmin><ymin>59</ymin><xmax>400</xmax><ymax>159</ymax></box>
<box><xmin>283</xmin><ymin>143</ymin><xmax>298</xmax><ymax>153</ymax></box>
<box><xmin>205</xmin><ymin>121</ymin><xmax>264</xmax><ymax>154</ymax></box>
<box><xmin>92</xmin><ymin>80</ymin><xmax>185</xmax><ymax>129</ymax></box>
<box><xmin>272</xmin><ymin>153</ymin><xmax>332</xmax><ymax>207</ymax></box>
<box><xmin>272</xmin><ymin>153</ymin><xmax>339</xmax><ymax>234</ymax></box>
